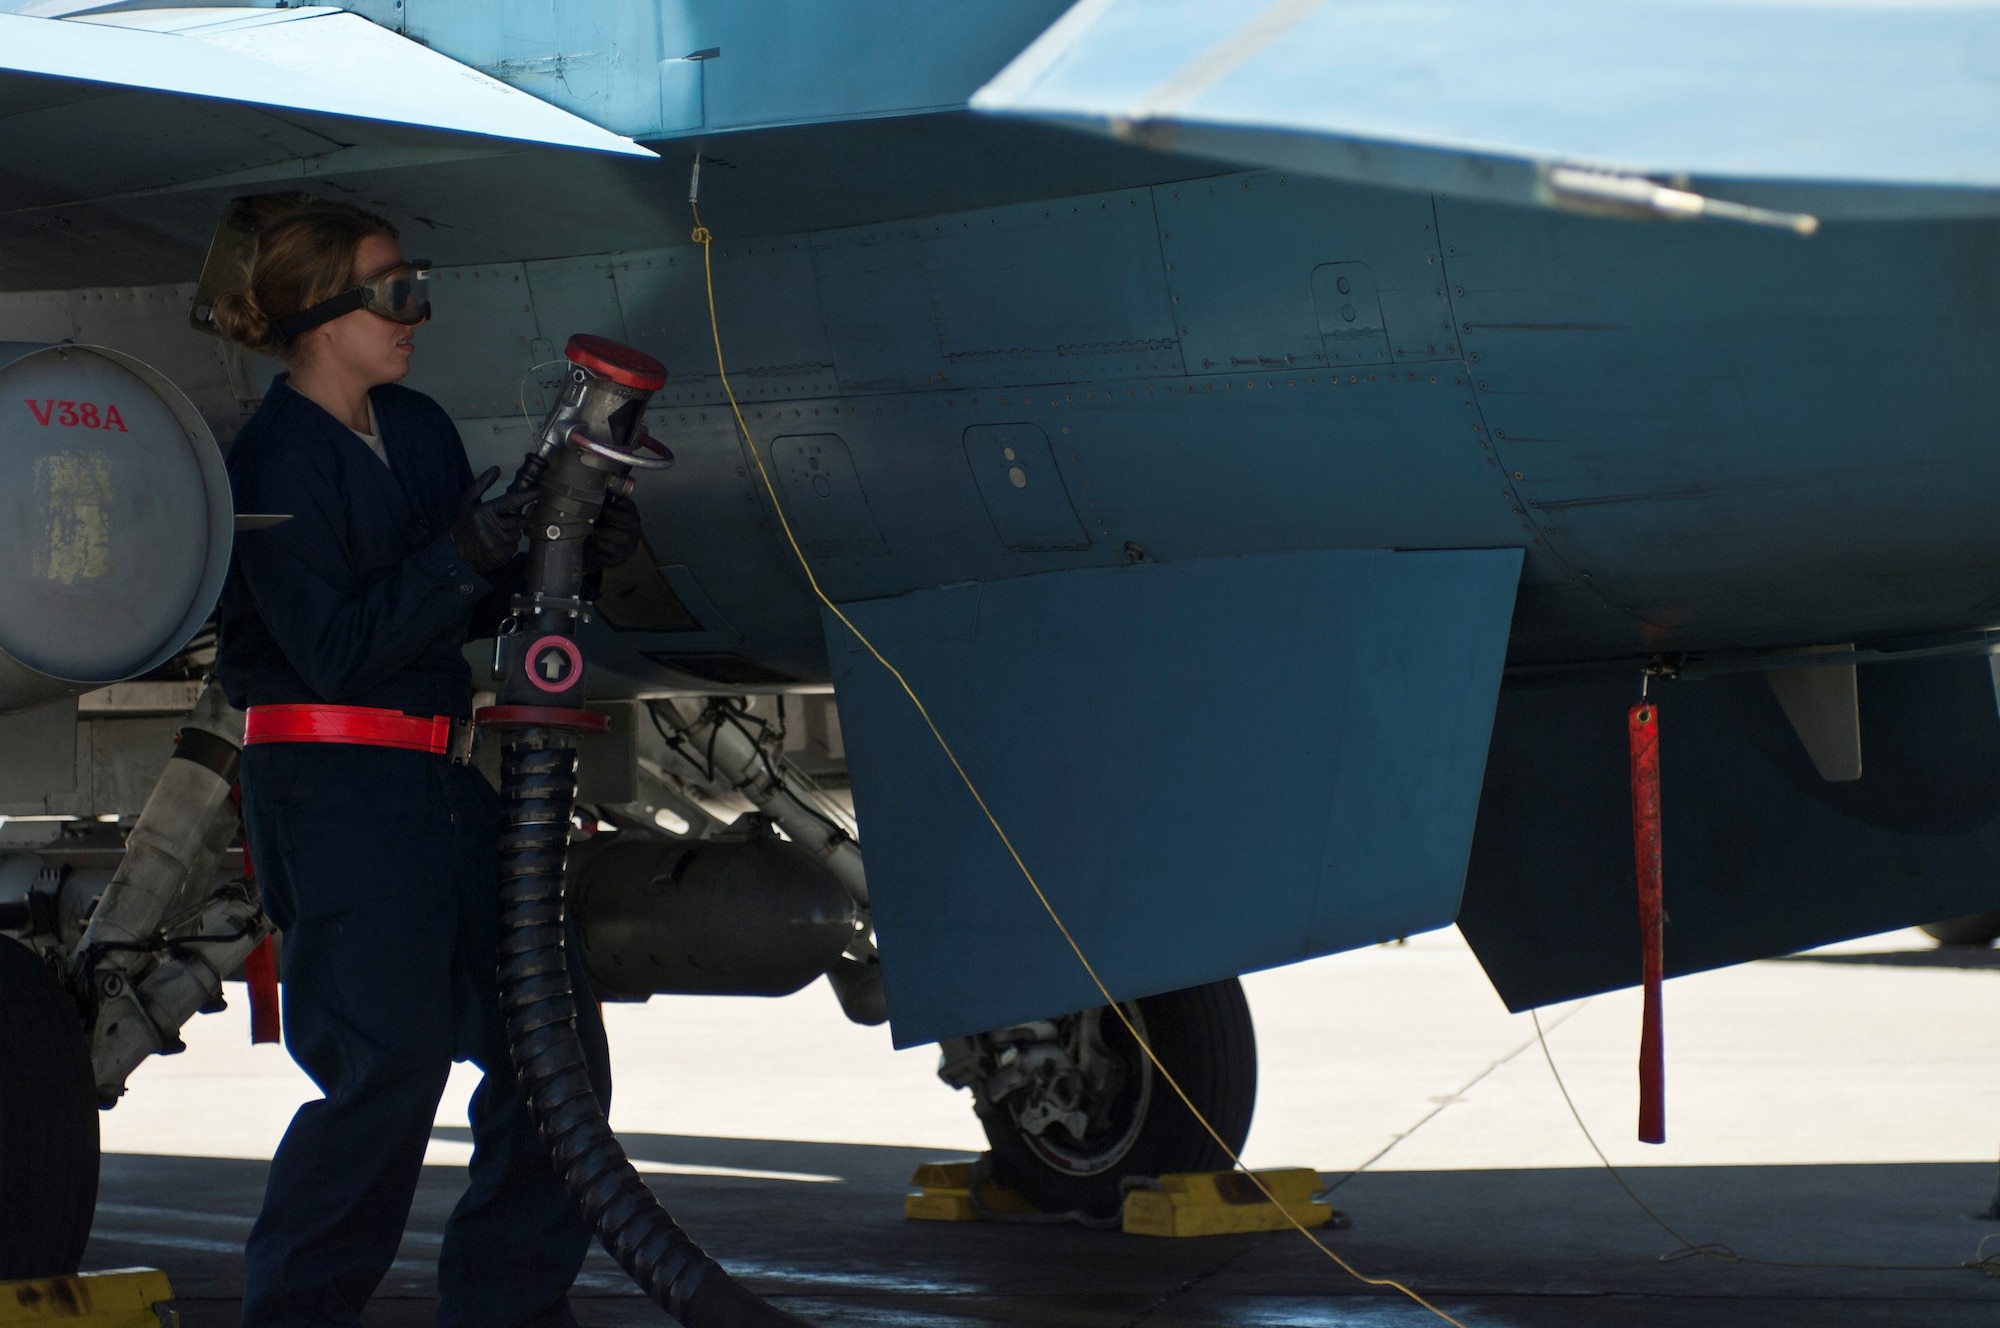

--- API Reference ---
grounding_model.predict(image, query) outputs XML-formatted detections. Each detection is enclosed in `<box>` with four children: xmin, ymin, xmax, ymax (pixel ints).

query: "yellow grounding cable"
<box><xmin>687</xmin><ymin>203</ymin><xmax>1469</xmax><ymax>1328</ymax></box>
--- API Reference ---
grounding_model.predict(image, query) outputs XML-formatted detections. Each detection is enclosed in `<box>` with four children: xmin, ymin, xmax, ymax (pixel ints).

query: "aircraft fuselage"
<box><xmin>397</xmin><ymin>170</ymin><xmax>1998</xmax><ymax>691</ymax></box>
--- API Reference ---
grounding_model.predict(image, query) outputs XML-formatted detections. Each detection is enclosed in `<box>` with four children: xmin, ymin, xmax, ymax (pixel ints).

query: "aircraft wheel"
<box><xmin>0</xmin><ymin>940</ymin><xmax>99</xmax><ymax>1277</ymax></box>
<box><xmin>1920</xmin><ymin>909</ymin><xmax>2000</xmax><ymax>947</ymax></box>
<box><xmin>978</xmin><ymin>979</ymin><xmax>1255</xmax><ymax>1218</ymax></box>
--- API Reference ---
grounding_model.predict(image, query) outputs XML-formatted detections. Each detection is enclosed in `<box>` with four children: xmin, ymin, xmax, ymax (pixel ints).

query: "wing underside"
<box><xmin>0</xmin><ymin>6</ymin><xmax>651</xmax><ymax>157</ymax></box>
<box><xmin>974</xmin><ymin>0</ymin><xmax>2000</xmax><ymax>221</ymax></box>
<box><xmin>0</xmin><ymin>6</ymin><xmax>656</xmax><ymax>286</ymax></box>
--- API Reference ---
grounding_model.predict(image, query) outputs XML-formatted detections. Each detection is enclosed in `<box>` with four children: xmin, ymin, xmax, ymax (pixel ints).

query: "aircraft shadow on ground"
<box><xmin>81</xmin><ymin>1137</ymin><xmax>2000</xmax><ymax>1326</ymax></box>
<box><xmin>1775</xmin><ymin>946</ymin><xmax>2000</xmax><ymax>971</ymax></box>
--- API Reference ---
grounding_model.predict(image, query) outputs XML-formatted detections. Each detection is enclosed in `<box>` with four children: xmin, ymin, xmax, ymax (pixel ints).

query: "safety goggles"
<box><xmin>270</xmin><ymin>260</ymin><xmax>433</xmax><ymax>343</ymax></box>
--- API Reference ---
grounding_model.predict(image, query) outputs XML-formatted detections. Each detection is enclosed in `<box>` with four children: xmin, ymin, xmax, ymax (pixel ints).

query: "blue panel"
<box><xmin>612</xmin><ymin>244</ymin><xmax>837</xmax><ymax>409</ymax></box>
<box><xmin>813</xmin><ymin>229</ymin><xmax>947</xmax><ymax>394</ymax></box>
<box><xmin>975</xmin><ymin>0</ymin><xmax>2000</xmax><ymax>216</ymax></box>
<box><xmin>371</xmin><ymin>0</ymin><xmax>666</xmax><ymax>137</ymax></box>
<box><xmin>657</xmin><ymin>55</ymin><xmax>704</xmax><ymax>134</ymax></box>
<box><xmin>919</xmin><ymin>189</ymin><xmax>1183</xmax><ymax>387</ymax></box>
<box><xmin>674</xmin><ymin>0</ymin><xmax>1073</xmax><ymax>134</ymax></box>
<box><xmin>1310</xmin><ymin>262</ymin><xmax>1391</xmax><ymax>367</ymax></box>
<box><xmin>522</xmin><ymin>257</ymin><xmax>629</xmax><ymax>415</ymax></box>
<box><xmin>0</xmin><ymin>7</ymin><xmax>651</xmax><ymax>157</ymax></box>
<box><xmin>1463</xmin><ymin>658</ymin><xmax>2000</xmax><ymax>1011</ymax></box>
<box><xmin>1436</xmin><ymin>194</ymin><xmax>2000</xmax><ymax>648</ymax></box>
<box><xmin>377</xmin><ymin>0</ymin><xmax>1070</xmax><ymax>137</ymax></box>
<box><xmin>402</xmin><ymin>263</ymin><xmax>538</xmax><ymax>418</ymax></box>
<box><xmin>827</xmin><ymin>547</ymin><xmax>1524</xmax><ymax>1046</ymax></box>
<box><xmin>770</xmin><ymin>434</ymin><xmax>889</xmax><ymax>558</ymax></box>
<box><xmin>962</xmin><ymin>423</ymin><xmax>1090</xmax><ymax>551</ymax></box>
<box><xmin>524</xmin><ymin>258</ymin><xmax>628</xmax><ymax>348</ymax></box>
<box><xmin>1154</xmin><ymin>173</ymin><xmax>1454</xmax><ymax>374</ymax></box>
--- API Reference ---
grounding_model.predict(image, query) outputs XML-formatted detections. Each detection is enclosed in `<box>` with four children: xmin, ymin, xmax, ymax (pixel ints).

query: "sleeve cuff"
<box><xmin>415</xmin><ymin>533</ymin><xmax>491</xmax><ymax>599</ymax></box>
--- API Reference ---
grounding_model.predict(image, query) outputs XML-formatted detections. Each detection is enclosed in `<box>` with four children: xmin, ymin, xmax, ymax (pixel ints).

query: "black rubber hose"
<box><xmin>496</xmin><ymin>728</ymin><xmax>812</xmax><ymax>1327</ymax></box>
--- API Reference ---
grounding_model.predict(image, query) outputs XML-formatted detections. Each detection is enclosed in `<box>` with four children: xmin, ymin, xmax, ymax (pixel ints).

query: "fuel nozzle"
<box><xmin>512</xmin><ymin>334</ymin><xmax>672</xmax><ymax>494</ymax></box>
<box><xmin>490</xmin><ymin>334</ymin><xmax>669</xmax><ymax>712</ymax></box>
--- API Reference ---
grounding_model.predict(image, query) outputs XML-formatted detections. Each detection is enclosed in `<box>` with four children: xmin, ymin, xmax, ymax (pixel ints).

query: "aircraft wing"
<box><xmin>973</xmin><ymin>0</ymin><xmax>2000</xmax><ymax>221</ymax></box>
<box><xmin>0</xmin><ymin>5</ymin><xmax>651</xmax><ymax>157</ymax></box>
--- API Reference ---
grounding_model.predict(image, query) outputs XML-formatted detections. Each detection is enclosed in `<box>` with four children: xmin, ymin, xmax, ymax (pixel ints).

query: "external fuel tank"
<box><xmin>0</xmin><ymin>343</ymin><xmax>232</xmax><ymax>714</ymax></box>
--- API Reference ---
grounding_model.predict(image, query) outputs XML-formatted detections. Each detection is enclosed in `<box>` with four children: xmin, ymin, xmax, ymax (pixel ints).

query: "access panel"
<box><xmin>962</xmin><ymin>423</ymin><xmax>1090</xmax><ymax>551</ymax></box>
<box><xmin>826</xmin><ymin>546</ymin><xmax>1523</xmax><ymax>1046</ymax></box>
<box><xmin>770</xmin><ymin>433</ymin><xmax>888</xmax><ymax>558</ymax></box>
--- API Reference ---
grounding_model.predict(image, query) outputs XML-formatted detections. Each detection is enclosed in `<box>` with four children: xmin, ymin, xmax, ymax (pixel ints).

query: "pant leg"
<box><xmin>239</xmin><ymin>746</ymin><xmax>463</xmax><ymax>1328</ymax></box>
<box><xmin>436</xmin><ymin>762</ymin><xmax>614</xmax><ymax>1328</ymax></box>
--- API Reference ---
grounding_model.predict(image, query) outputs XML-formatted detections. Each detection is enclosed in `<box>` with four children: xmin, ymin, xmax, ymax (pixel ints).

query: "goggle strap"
<box><xmin>271</xmin><ymin>287</ymin><xmax>369</xmax><ymax>344</ymax></box>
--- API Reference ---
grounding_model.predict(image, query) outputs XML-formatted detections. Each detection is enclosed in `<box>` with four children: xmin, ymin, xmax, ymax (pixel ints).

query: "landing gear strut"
<box><xmin>0</xmin><ymin>681</ymin><xmax>254</xmax><ymax>1275</ymax></box>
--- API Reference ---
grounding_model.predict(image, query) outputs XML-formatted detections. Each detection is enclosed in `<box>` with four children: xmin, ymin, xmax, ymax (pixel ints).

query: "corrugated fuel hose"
<box><xmin>495</xmin><ymin>731</ymin><xmax>809</xmax><ymax>1325</ymax></box>
<box><xmin>486</xmin><ymin>333</ymin><xmax>811</xmax><ymax>1327</ymax></box>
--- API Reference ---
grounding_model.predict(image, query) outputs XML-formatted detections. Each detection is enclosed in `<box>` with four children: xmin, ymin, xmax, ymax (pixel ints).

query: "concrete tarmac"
<box><xmin>88</xmin><ymin>927</ymin><xmax>2000</xmax><ymax>1326</ymax></box>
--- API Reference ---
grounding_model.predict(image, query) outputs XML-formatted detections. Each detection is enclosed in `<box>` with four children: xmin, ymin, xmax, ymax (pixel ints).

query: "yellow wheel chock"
<box><xmin>905</xmin><ymin>1161</ymin><xmax>1342</xmax><ymax>1236</ymax></box>
<box><xmin>1121</xmin><ymin>1168</ymin><xmax>1337</xmax><ymax>1237</ymax></box>
<box><xmin>901</xmin><ymin>1161</ymin><xmax>1039</xmax><ymax>1222</ymax></box>
<box><xmin>0</xmin><ymin>1269</ymin><xmax>175</xmax><ymax>1327</ymax></box>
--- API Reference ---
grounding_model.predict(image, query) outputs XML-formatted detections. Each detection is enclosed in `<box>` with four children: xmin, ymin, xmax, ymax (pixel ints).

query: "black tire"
<box><xmin>0</xmin><ymin>940</ymin><xmax>98</xmax><ymax>1277</ymax></box>
<box><xmin>981</xmin><ymin>979</ymin><xmax>1256</xmax><ymax>1217</ymax></box>
<box><xmin>1921</xmin><ymin>910</ymin><xmax>2000</xmax><ymax>947</ymax></box>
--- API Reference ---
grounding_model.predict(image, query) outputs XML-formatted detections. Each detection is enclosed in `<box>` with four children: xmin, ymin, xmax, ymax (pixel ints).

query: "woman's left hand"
<box><xmin>584</xmin><ymin>491</ymin><xmax>644</xmax><ymax>572</ymax></box>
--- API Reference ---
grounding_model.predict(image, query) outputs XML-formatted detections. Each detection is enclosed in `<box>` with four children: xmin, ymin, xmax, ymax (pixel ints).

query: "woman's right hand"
<box><xmin>450</xmin><ymin>466</ymin><xmax>536</xmax><ymax>572</ymax></box>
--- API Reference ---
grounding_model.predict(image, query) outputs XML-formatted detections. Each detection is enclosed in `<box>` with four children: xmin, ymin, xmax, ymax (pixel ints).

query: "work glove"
<box><xmin>583</xmin><ymin>489</ymin><xmax>644</xmax><ymax>573</ymax></box>
<box><xmin>450</xmin><ymin>466</ymin><xmax>537</xmax><ymax>573</ymax></box>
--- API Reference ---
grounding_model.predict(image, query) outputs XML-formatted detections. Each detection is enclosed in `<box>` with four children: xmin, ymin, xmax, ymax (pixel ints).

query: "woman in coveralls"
<box><xmin>211</xmin><ymin>202</ymin><xmax>641</xmax><ymax>1327</ymax></box>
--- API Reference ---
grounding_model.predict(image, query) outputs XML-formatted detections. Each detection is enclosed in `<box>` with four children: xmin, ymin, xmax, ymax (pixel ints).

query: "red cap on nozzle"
<box><xmin>565</xmin><ymin>333</ymin><xmax>666</xmax><ymax>392</ymax></box>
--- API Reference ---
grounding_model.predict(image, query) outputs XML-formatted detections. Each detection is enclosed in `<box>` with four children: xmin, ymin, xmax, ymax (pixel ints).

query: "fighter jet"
<box><xmin>1</xmin><ymin>0</ymin><xmax>1998</xmax><ymax>1279</ymax></box>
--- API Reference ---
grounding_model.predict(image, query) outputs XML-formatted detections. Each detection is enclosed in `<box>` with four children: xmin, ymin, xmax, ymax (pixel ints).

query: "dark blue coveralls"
<box><xmin>216</xmin><ymin>376</ymin><xmax>611</xmax><ymax>1328</ymax></box>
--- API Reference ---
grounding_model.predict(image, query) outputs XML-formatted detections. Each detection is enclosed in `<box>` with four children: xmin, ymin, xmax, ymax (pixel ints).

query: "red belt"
<box><xmin>244</xmin><ymin>704</ymin><xmax>465</xmax><ymax>758</ymax></box>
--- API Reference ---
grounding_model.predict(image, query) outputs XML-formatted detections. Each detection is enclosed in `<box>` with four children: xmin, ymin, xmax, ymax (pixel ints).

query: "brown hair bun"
<box><xmin>209</xmin><ymin>288</ymin><xmax>272</xmax><ymax>349</ymax></box>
